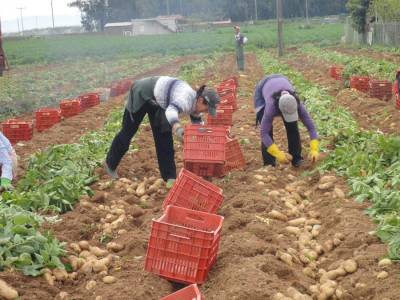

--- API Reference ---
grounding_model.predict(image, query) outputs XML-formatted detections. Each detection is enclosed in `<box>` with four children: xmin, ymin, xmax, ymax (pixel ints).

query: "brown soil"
<box><xmin>283</xmin><ymin>51</ymin><xmax>400</xmax><ymax>135</ymax></box>
<box><xmin>1</xmin><ymin>53</ymin><xmax>399</xmax><ymax>300</ymax></box>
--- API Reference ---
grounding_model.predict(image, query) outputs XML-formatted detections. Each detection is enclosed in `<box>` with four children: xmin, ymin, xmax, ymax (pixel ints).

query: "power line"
<box><xmin>16</xmin><ymin>7</ymin><xmax>25</xmax><ymax>35</ymax></box>
<box><xmin>276</xmin><ymin>0</ymin><xmax>283</xmax><ymax>56</ymax></box>
<box><xmin>51</xmin><ymin>0</ymin><xmax>55</xmax><ymax>28</ymax></box>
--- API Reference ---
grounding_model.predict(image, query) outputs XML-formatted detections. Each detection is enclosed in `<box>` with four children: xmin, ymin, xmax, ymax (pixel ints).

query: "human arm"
<box><xmin>298</xmin><ymin>103</ymin><xmax>319</xmax><ymax>162</ymax></box>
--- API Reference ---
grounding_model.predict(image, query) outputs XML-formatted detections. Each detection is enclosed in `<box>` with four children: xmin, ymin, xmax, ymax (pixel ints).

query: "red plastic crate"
<box><xmin>1</xmin><ymin>119</ymin><xmax>34</xmax><ymax>144</ymax></box>
<box><xmin>35</xmin><ymin>108</ymin><xmax>61</xmax><ymax>132</ymax></box>
<box><xmin>79</xmin><ymin>93</ymin><xmax>100</xmax><ymax>110</ymax></box>
<box><xmin>183</xmin><ymin>125</ymin><xmax>227</xmax><ymax>177</ymax></box>
<box><xmin>369</xmin><ymin>80</ymin><xmax>393</xmax><ymax>101</ymax></box>
<box><xmin>396</xmin><ymin>95</ymin><xmax>400</xmax><ymax>110</ymax></box>
<box><xmin>207</xmin><ymin>105</ymin><xmax>234</xmax><ymax>127</ymax></box>
<box><xmin>329</xmin><ymin>65</ymin><xmax>344</xmax><ymax>80</ymax></box>
<box><xmin>350</xmin><ymin>76</ymin><xmax>370</xmax><ymax>93</ymax></box>
<box><xmin>223</xmin><ymin>139</ymin><xmax>246</xmax><ymax>174</ymax></box>
<box><xmin>218</xmin><ymin>77</ymin><xmax>238</xmax><ymax>90</ymax></box>
<box><xmin>145</xmin><ymin>205</ymin><xmax>224</xmax><ymax>284</ymax></box>
<box><xmin>218</xmin><ymin>92</ymin><xmax>237</xmax><ymax>111</ymax></box>
<box><xmin>163</xmin><ymin>169</ymin><xmax>224</xmax><ymax>213</ymax></box>
<box><xmin>60</xmin><ymin>99</ymin><xmax>81</xmax><ymax>118</ymax></box>
<box><xmin>161</xmin><ymin>284</ymin><xmax>204</xmax><ymax>300</ymax></box>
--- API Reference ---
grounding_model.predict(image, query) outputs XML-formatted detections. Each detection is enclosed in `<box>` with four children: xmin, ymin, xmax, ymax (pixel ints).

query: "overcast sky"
<box><xmin>1</xmin><ymin>0</ymin><xmax>81</xmax><ymax>32</ymax></box>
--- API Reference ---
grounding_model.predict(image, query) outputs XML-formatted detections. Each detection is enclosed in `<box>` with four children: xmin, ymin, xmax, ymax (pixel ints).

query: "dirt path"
<box><xmin>283</xmin><ymin>50</ymin><xmax>400</xmax><ymax>136</ymax></box>
<box><xmin>1</xmin><ymin>53</ymin><xmax>399</xmax><ymax>300</ymax></box>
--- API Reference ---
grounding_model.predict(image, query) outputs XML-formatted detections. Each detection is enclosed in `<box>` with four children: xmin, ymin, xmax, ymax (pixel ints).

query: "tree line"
<box><xmin>69</xmin><ymin>0</ymin><xmax>348</xmax><ymax>31</ymax></box>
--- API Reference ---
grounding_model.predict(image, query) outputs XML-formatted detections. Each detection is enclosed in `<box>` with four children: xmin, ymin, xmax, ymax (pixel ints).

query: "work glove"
<box><xmin>0</xmin><ymin>178</ymin><xmax>13</xmax><ymax>192</ymax></box>
<box><xmin>267</xmin><ymin>143</ymin><xmax>290</xmax><ymax>164</ymax></box>
<box><xmin>175</xmin><ymin>126</ymin><xmax>184</xmax><ymax>143</ymax></box>
<box><xmin>309</xmin><ymin>139</ymin><xmax>320</xmax><ymax>163</ymax></box>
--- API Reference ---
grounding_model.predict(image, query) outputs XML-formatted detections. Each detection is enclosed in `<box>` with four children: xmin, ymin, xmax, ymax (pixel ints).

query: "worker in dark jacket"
<box><xmin>105</xmin><ymin>76</ymin><xmax>220</xmax><ymax>187</ymax></box>
<box><xmin>254</xmin><ymin>74</ymin><xmax>319</xmax><ymax>167</ymax></box>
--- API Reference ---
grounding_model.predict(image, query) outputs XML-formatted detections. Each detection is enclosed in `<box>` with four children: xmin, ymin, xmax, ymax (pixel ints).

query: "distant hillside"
<box><xmin>2</xmin><ymin>15</ymin><xmax>81</xmax><ymax>33</ymax></box>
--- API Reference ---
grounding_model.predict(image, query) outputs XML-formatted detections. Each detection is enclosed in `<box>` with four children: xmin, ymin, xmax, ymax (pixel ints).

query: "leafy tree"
<box><xmin>69</xmin><ymin>0</ymin><xmax>109</xmax><ymax>32</ymax></box>
<box><xmin>346</xmin><ymin>0</ymin><xmax>371</xmax><ymax>33</ymax></box>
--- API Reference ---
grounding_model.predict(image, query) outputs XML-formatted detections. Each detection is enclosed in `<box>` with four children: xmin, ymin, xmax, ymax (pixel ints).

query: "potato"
<box><xmin>334</xmin><ymin>233</ymin><xmax>345</xmax><ymax>241</ymax></box>
<box><xmin>90</xmin><ymin>246</ymin><xmax>109</xmax><ymax>257</ymax></box>
<box><xmin>323</xmin><ymin>240</ymin><xmax>334</xmax><ymax>252</ymax></box>
<box><xmin>335</xmin><ymin>288</ymin><xmax>345</xmax><ymax>299</ymax></box>
<box><xmin>306</xmin><ymin>218</ymin><xmax>321</xmax><ymax>226</ymax></box>
<box><xmin>317</xmin><ymin>182</ymin><xmax>334</xmax><ymax>191</ymax></box>
<box><xmin>118</xmin><ymin>229</ymin><xmax>128</xmax><ymax>235</ymax></box>
<box><xmin>112</xmin><ymin>208</ymin><xmax>125</xmax><ymax>215</ymax></box>
<box><xmin>278</xmin><ymin>252</ymin><xmax>293</xmax><ymax>266</ymax></box>
<box><xmin>268</xmin><ymin>210</ymin><xmax>288</xmax><ymax>221</ymax></box>
<box><xmin>254</xmin><ymin>174</ymin><xmax>264</xmax><ymax>181</ymax></box>
<box><xmin>68</xmin><ymin>272</ymin><xmax>78</xmax><ymax>280</ymax></box>
<box><xmin>288</xmin><ymin>217</ymin><xmax>306</xmax><ymax>226</ymax></box>
<box><xmin>103</xmin><ymin>276</ymin><xmax>117</xmax><ymax>284</ymax></box>
<box><xmin>79</xmin><ymin>250</ymin><xmax>92</xmax><ymax>259</ymax></box>
<box><xmin>342</xmin><ymin>259</ymin><xmax>357</xmax><ymax>273</ymax></box>
<box><xmin>285</xmin><ymin>226</ymin><xmax>301</xmax><ymax>236</ymax></box>
<box><xmin>268</xmin><ymin>190</ymin><xmax>280</xmax><ymax>200</ymax></box>
<box><xmin>106</xmin><ymin>242</ymin><xmax>125</xmax><ymax>252</ymax></box>
<box><xmin>287</xmin><ymin>287</ymin><xmax>313</xmax><ymax>300</ymax></box>
<box><xmin>56</xmin><ymin>292</ymin><xmax>69</xmax><ymax>300</ymax></box>
<box><xmin>377</xmin><ymin>271</ymin><xmax>389</xmax><ymax>279</ymax></box>
<box><xmin>136</xmin><ymin>182</ymin><xmax>147</xmax><ymax>197</ymax></box>
<box><xmin>78</xmin><ymin>240</ymin><xmax>90</xmax><ymax>250</ymax></box>
<box><xmin>302</xmin><ymin>249</ymin><xmax>318</xmax><ymax>261</ymax></box>
<box><xmin>309</xmin><ymin>284</ymin><xmax>320</xmax><ymax>294</ymax></box>
<box><xmin>378</xmin><ymin>258</ymin><xmax>392</xmax><ymax>267</ymax></box>
<box><xmin>80</xmin><ymin>261</ymin><xmax>94</xmax><ymax>274</ymax></box>
<box><xmin>333</xmin><ymin>238</ymin><xmax>342</xmax><ymax>246</ymax></box>
<box><xmin>43</xmin><ymin>272</ymin><xmax>55</xmax><ymax>286</ymax></box>
<box><xmin>69</xmin><ymin>242</ymin><xmax>81</xmax><ymax>253</ymax></box>
<box><xmin>272</xmin><ymin>293</ymin><xmax>292</xmax><ymax>300</ymax></box>
<box><xmin>334</xmin><ymin>187</ymin><xmax>345</xmax><ymax>199</ymax></box>
<box><xmin>105</xmin><ymin>214</ymin><xmax>118</xmax><ymax>222</ymax></box>
<box><xmin>86</xmin><ymin>280</ymin><xmax>97</xmax><ymax>291</ymax></box>
<box><xmin>318</xmin><ymin>280</ymin><xmax>337</xmax><ymax>300</ymax></box>
<box><xmin>303</xmin><ymin>267</ymin><xmax>316</xmax><ymax>279</ymax></box>
<box><xmin>320</xmin><ymin>175</ymin><xmax>337</xmax><ymax>184</ymax></box>
<box><xmin>93</xmin><ymin>259</ymin><xmax>108</xmax><ymax>273</ymax></box>
<box><xmin>53</xmin><ymin>268</ymin><xmax>68</xmax><ymax>281</ymax></box>
<box><xmin>0</xmin><ymin>279</ymin><xmax>19</xmax><ymax>300</ymax></box>
<box><xmin>95</xmin><ymin>296</ymin><xmax>103</xmax><ymax>300</ymax></box>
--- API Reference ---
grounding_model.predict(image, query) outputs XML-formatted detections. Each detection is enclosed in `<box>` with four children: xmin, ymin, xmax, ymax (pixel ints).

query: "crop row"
<box><xmin>301</xmin><ymin>45</ymin><xmax>398</xmax><ymax>82</ymax></box>
<box><xmin>257</xmin><ymin>51</ymin><xmax>400</xmax><ymax>260</ymax></box>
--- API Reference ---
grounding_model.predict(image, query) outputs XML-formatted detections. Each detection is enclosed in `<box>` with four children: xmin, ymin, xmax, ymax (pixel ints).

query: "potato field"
<box><xmin>0</xmin><ymin>20</ymin><xmax>399</xmax><ymax>300</ymax></box>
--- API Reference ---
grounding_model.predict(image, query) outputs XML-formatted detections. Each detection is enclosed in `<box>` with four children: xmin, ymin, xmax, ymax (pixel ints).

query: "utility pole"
<box><xmin>305</xmin><ymin>0</ymin><xmax>309</xmax><ymax>25</ymax></box>
<box><xmin>166</xmin><ymin>0</ymin><xmax>170</xmax><ymax>15</ymax></box>
<box><xmin>17</xmin><ymin>7</ymin><xmax>25</xmax><ymax>35</ymax></box>
<box><xmin>276</xmin><ymin>0</ymin><xmax>283</xmax><ymax>56</ymax></box>
<box><xmin>51</xmin><ymin>0</ymin><xmax>55</xmax><ymax>28</ymax></box>
<box><xmin>254</xmin><ymin>0</ymin><xmax>258</xmax><ymax>21</ymax></box>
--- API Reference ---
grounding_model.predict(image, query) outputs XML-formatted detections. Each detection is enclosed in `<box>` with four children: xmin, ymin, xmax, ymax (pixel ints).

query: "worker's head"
<box><xmin>234</xmin><ymin>26</ymin><xmax>240</xmax><ymax>34</ymax></box>
<box><xmin>196</xmin><ymin>86</ymin><xmax>220</xmax><ymax>116</ymax></box>
<box><xmin>278</xmin><ymin>91</ymin><xmax>299</xmax><ymax>123</ymax></box>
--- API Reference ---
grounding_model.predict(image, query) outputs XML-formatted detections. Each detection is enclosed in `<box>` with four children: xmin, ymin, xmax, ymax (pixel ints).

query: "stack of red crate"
<box><xmin>206</xmin><ymin>105</ymin><xmax>234</xmax><ymax>127</ymax></box>
<box><xmin>220</xmin><ymin>139</ymin><xmax>246</xmax><ymax>176</ymax></box>
<box><xmin>329</xmin><ymin>65</ymin><xmax>344</xmax><ymax>80</ymax></box>
<box><xmin>60</xmin><ymin>99</ymin><xmax>81</xmax><ymax>118</ymax></box>
<box><xmin>1</xmin><ymin>119</ymin><xmax>34</xmax><ymax>144</ymax></box>
<box><xmin>369</xmin><ymin>79</ymin><xmax>393</xmax><ymax>101</ymax></box>
<box><xmin>183</xmin><ymin>124</ymin><xmax>228</xmax><ymax>177</ymax></box>
<box><xmin>79</xmin><ymin>93</ymin><xmax>100</xmax><ymax>111</ymax></box>
<box><xmin>35</xmin><ymin>108</ymin><xmax>61</xmax><ymax>132</ymax></box>
<box><xmin>350</xmin><ymin>76</ymin><xmax>370</xmax><ymax>93</ymax></box>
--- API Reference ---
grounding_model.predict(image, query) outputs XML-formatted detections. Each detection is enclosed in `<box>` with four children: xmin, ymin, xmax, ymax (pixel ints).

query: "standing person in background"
<box><xmin>104</xmin><ymin>76</ymin><xmax>220</xmax><ymax>188</ymax></box>
<box><xmin>0</xmin><ymin>132</ymin><xmax>17</xmax><ymax>191</ymax></box>
<box><xmin>253</xmin><ymin>74</ymin><xmax>320</xmax><ymax>167</ymax></box>
<box><xmin>393</xmin><ymin>69</ymin><xmax>400</xmax><ymax>109</ymax></box>
<box><xmin>234</xmin><ymin>26</ymin><xmax>247</xmax><ymax>72</ymax></box>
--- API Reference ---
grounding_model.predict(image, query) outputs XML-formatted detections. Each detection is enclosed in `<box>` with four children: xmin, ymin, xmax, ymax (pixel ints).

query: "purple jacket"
<box><xmin>259</xmin><ymin>76</ymin><xmax>318</xmax><ymax>147</ymax></box>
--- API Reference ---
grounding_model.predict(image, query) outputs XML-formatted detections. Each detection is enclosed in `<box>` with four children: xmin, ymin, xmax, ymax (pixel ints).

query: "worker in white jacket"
<box><xmin>105</xmin><ymin>76</ymin><xmax>220</xmax><ymax>187</ymax></box>
<box><xmin>0</xmin><ymin>132</ymin><xmax>17</xmax><ymax>191</ymax></box>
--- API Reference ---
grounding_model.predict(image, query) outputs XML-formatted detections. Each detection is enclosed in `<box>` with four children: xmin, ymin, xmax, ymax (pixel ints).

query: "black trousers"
<box><xmin>256</xmin><ymin>108</ymin><xmax>302</xmax><ymax>166</ymax></box>
<box><xmin>106</xmin><ymin>104</ymin><xmax>176</xmax><ymax>181</ymax></box>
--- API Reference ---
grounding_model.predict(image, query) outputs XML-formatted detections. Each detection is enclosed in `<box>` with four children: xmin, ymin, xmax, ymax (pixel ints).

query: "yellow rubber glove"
<box><xmin>267</xmin><ymin>143</ymin><xmax>289</xmax><ymax>164</ymax></box>
<box><xmin>309</xmin><ymin>139</ymin><xmax>320</xmax><ymax>163</ymax></box>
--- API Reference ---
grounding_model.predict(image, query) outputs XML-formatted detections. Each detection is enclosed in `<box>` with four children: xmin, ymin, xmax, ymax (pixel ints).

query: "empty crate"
<box><xmin>60</xmin><ymin>99</ymin><xmax>81</xmax><ymax>118</ymax></box>
<box><xmin>35</xmin><ymin>108</ymin><xmax>61</xmax><ymax>132</ymax></box>
<box><xmin>163</xmin><ymin>169</ymin><xmax>224</xmax><ymax>214</ymax></box>
<box><xmin>145</xmin><ymin>205</ymin><xmax>224</xmax><ymax>284</ymax></box>
<box><xmin>1</xmin><ymin>119</ymin><xmax>34</xmax><ymax>144</ymax></box>
<box><xmin>161</xmin><ymin>284</ymin><xmax>204</xmax><ymax>300</ymax></box>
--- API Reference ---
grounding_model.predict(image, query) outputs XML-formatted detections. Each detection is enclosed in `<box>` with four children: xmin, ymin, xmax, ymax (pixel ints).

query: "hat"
<box><xmin>278</xmin><ymin>93</ymin><xmax>298</xmax><ymax>122</ymax></box>
<box><xmin>202</xmin><ymin>88</ymin><xmax>220</xmax><ymax>117</ymax></box>
<box><xmin>234</xmin><ymin>26</ymin><xmax>240</xmax><ymax>30</ymax></box>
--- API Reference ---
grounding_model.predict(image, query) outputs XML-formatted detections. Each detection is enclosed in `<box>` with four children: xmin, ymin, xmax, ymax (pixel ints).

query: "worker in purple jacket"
<box><xmin>254</xmin><ymin>74</ymin><xmax>319</xmax><ymax>167</ymax></box>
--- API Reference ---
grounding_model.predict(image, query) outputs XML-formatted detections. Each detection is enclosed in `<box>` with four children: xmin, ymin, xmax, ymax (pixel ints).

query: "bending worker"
<box><xmin>254</xmin><ymin>74</ymin><xmax>319</xmax><ymax>167</ymax></box>
<box><xmin>105</xmin><ymin>76</ymin><xmax>220</xmax><ymax>186</ymax></box>
<box><xmin>0</xmin><ymin>132</ymin><xmax>17</xmax><ymax>191</ymax></box>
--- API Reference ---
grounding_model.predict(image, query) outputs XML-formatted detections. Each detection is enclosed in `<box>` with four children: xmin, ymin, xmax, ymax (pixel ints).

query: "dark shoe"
<box><xmin>292</xmin><ymin>159</ymin><xmax>304</xmax><ymax>168</ymax></box>
<box><xmin>104</xmin><ymin>161</ymin><xmax>119</xmax><ymax>179</ymax></box>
